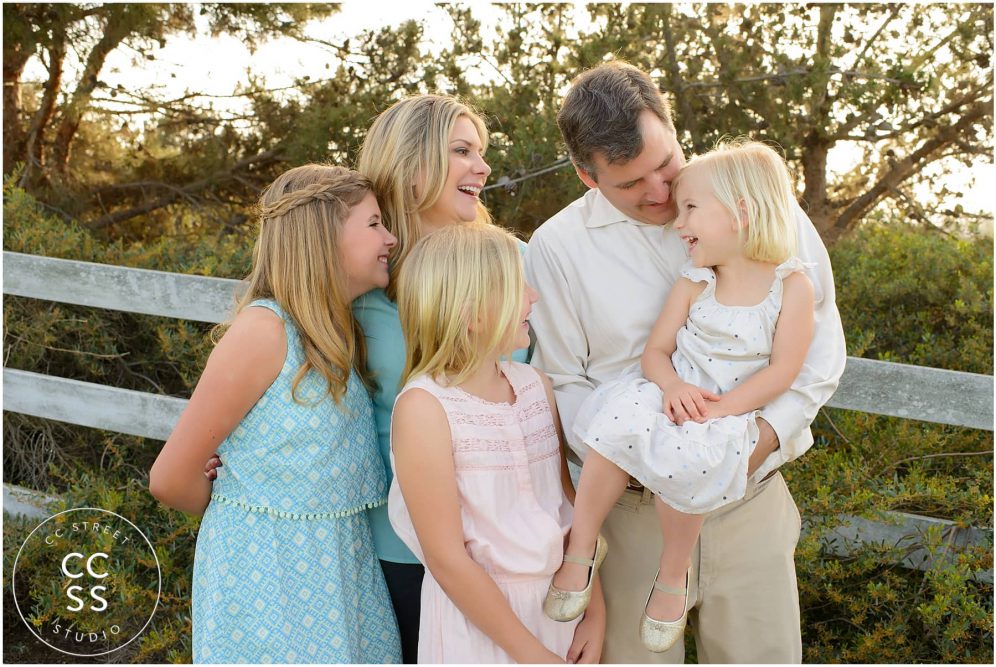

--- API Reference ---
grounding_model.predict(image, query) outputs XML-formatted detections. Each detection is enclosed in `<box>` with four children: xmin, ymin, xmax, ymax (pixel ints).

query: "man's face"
<box><xmin>576</xmin><ymin>109</ymin><xmax>686</xmax><ymax>226</ymax></box>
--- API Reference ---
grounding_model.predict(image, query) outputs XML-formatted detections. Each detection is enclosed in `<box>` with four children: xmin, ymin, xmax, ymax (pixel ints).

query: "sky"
<box><xmin>21</xmin><ymin>1</ymin><xmax>993</xmax><ymax>228</ymax></box>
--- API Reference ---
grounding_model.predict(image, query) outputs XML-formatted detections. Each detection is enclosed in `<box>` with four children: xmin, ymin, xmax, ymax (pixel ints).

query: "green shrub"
<box><xmin>792</xmin><ymin>223</ymin><xmax>994</xmax><ymax>663</ymax></box>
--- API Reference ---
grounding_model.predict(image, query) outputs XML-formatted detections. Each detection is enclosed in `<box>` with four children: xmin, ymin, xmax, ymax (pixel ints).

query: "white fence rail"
<box><xmin>3</xmin><ymin>251</ymin><xmax>993</xmax><ymax>581</ymax></box>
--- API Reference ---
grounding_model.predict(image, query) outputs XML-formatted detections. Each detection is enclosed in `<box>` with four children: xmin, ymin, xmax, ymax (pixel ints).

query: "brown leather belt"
<box><xmin>626</xmin><ymin>471</ymin><xmax>777</xmax><ymax>494</ymax></box>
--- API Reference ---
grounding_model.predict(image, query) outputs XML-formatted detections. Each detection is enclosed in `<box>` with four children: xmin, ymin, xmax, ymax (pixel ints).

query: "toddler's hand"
<box><xmin>662</xmin><ymin>382</ymin><xmax>720</xmax><ymax>424</ymax></box>
<box><xmin>705</xmin><ymin>396</ymin><xmax>736</xmax><ymax>420</ymax></box>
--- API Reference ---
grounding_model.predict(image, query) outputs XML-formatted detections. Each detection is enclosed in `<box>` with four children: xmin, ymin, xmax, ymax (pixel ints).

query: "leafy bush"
<box><xmin>3</xmin><ymin>182</ymin><xmax>244</xmax><ymax>662</ymax></box>
<box><xmin>791</xmin><ymin>222</ymin><xmax>993</xmax><ymax>663</ymax></box>
<box><xmin>3</xmin><ymin>188</ymin><xmax>992</xmax><ymax>663</ymax></box>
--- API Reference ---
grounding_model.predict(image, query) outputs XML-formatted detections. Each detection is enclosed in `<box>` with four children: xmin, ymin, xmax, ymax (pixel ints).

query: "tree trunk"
<box><xmin>3</xmin><ymin>40</ymin><xmax>33</xmax><ymax>175</ymax></box>
<box><xmin>660</xmin><ymin>5</ymin><xmax>700</xmax><ymax>147</ymax></box>
<box><xmin>51</xmin><ymin>6</ymin><xmax>131</xmax><ymax>176</ymax></box>
<box><xmin>800</xmin><ymin>133</ymin><xmax>833</xmax><ymax>237</ymax></box>
<box><xmin>19</xmin><ymin>33</ymin><xmax>66</xmax><ymax>189</ymax></box>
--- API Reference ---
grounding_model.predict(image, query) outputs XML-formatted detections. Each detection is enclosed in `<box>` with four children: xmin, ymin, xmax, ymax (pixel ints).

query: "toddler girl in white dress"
<box><xmin>543</xmin><ymin>140</ymin><xmax>816</xmax><ymax>653</ymax></box>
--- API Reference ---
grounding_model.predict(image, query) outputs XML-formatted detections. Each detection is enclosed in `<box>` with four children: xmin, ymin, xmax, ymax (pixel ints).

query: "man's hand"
<box><xmin>748</xmin><ymin>418</ymin><xmax>779</xmax><ymax>477</ymax></box>
<box><xmin>662</xmin><ymin>381</ymin><xmax>720</xmax><ymax>424</ymax></box>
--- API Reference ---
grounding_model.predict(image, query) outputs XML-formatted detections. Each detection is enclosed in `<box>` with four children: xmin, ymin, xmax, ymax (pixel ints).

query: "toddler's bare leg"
<box><xmin>647</xmin><ymin>498</ymin><xmax>703</xmax><ymax>621</ymax></box>
<box><xmin>553</xmin><ymin>450</ymin><xmax>630</xmax><ymax>592</ymax></box>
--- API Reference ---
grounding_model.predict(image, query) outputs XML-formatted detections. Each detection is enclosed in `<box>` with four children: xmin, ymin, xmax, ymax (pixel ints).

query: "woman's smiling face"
<box><xmin>419</xmin><ymin>115</ymin><xmax>492</xmax><ymax>230</ymax></box>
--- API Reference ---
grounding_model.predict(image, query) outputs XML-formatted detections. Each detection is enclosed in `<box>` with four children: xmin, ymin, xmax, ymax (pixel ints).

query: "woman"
<box><xmin>352</xmin><ymin>95</ymin><xmax>536</xmax><ymax>662</ymax></box>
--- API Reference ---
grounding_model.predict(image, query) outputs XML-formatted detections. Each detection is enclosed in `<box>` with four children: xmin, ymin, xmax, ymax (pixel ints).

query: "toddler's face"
<box><xmin>671</xmin><ymin>168</ymin><xmax>742</xmax><ymax>268</ymax></box>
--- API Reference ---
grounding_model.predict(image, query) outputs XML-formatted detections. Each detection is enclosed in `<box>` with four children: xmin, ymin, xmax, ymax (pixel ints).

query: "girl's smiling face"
<box><xmin>672</xmin><ymin>166</ymin><xmax>744</xmax><ymax>268</ymax></box>
<box><xmin>511</xmin><ymin>283</ymin><xmax>540</xmax><ymax>351</ymax></box>
<box><xmin>339</xmin><ymin>192</ymin><xmax>397</xmax><ymax>299</ymax></box>
<box><xmin>419</xmin><ymin>116</ymin><xmax>492</xmax><ymax>229</ymax></box>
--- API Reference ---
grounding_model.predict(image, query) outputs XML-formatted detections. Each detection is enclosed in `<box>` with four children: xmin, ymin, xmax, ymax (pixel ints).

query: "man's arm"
<box><xmin>752</xmin><ymin>203</ymin><xmax>847</xmax><ymax>479</ymax></box>
<box><xmin>525</xmin><ymin>228</ymin><xmax>594</xmax><ymax>459</ymax></box>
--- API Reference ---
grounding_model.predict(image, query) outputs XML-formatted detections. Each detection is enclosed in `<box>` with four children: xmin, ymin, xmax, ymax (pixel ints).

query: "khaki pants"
<box><xmin>598</xmin><ymin>472</ymin><xmax>803</xmax><ymax>664</ymax></box>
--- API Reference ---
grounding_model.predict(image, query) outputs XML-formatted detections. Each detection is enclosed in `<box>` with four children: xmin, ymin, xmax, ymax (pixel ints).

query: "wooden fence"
<box><xmin>3</xmin><ymin>251</ymin><xmax>993</xmax><ymax>581</ymax></box>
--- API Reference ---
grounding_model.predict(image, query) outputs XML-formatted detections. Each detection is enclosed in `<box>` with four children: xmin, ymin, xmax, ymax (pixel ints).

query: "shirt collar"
<box><xmin>584</xmin><ymin>188</ymin><xmax>646</xmax><ymax>229</ymax></box>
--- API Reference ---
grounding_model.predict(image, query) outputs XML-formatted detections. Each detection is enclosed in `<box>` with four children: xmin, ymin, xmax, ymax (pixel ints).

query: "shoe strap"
<box><xmin>563</xmin><ymin>554</ymin><xmax>595</xmax><ymax>567</ymax></box>
<box><xmin>653</xmin><ymin>580</ymin><xmax>687</xmax><ymax>596</ymax></box>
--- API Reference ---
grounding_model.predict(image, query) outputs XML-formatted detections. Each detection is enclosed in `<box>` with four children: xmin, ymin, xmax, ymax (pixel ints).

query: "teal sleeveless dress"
<box><xmin>192</xmin><ymin>299</ymin><xmax>401</xmax><ymax>663</ymax></box>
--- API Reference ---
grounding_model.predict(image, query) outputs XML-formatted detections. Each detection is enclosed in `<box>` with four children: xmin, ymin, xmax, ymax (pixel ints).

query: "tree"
<box><xmin>443</xmin><ymin>3</ymin><xmax>993</xmax><ymax>240</ymax></box>
<box><xmin>3</xmin><ymin>3</ymin><xmax>339</xmax><ymax>193</ymax></box>
<box><xmin>3</xmin><ymin>3</ymin><xmax>990</xmax><ymax>243</ymax></box>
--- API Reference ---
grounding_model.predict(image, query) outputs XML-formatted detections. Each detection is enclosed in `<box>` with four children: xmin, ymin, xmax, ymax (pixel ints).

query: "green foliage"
<box><xmin>3</xmin><ymin>476</ymin><xmax>200</xmax><ymax>663</ymax></box>
<box><xmin>830</xmin><ymin>221</ymin><xmax>993</xmax><ymax>374</ymax></box>
<box><xmin>787</xmin><ymin>223</ymin><xmax>994</xmax><ymax>663</ymax></box>
<box><xmin>2</xmin><ymin>184</ymin><xmax>232</xmax><ymax>662</ymax></box>
<box><xmin>6</xmin><ymin>3</ymin><xmax>991</xmax><ymax>240</ymax></box>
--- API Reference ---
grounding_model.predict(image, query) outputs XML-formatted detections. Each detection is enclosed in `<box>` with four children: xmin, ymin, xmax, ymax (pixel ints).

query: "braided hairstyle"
<box><xmin>222</xmin><ymin>164</ymin><xmax>374</xmax><ymax>404</ymax></box>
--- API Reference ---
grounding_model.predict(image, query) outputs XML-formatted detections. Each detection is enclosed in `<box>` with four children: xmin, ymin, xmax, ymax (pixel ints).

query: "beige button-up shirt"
<box><xmin>525</xmin><ymin>188</ymin><xmax>846</xmax><ymax>480</ymax></box>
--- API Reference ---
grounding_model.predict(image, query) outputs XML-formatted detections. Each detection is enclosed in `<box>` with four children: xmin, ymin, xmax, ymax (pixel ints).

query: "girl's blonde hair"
<box><xmin>357</xmin><ymin>94</ymin><xmax>492</xmax><ymax>301</ymax></box>
<box><xmin>222</xmin><ymin>164</ymin><xmax>373</xmax><ymax>403</ymax></box>
<box><xmin>397</xmin><ymin>222</ymin><xmax>523</xmax><ymax>387</ymax></box>
<box><xmin>675</xmin><ymin>138</ymin><xmax>797</xmax><ymax>264</ymax></box>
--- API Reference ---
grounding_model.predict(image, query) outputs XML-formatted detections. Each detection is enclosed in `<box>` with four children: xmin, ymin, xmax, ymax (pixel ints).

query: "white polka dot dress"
<box><xmin>573</xmin><ymin>258</ymin><xmax>808</xmax><ymax>514</ymax></box>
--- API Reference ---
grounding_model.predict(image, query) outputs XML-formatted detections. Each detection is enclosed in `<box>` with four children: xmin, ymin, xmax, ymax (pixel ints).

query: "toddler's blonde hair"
<box><xmin>398</xmin><ymin>223</ymin><xmax>523</xmax><ymax>387</ymax></box>
<box><xmin>676</xmin><ymin>138</ymin><xmax>797</xmax><ymax>263</ymax></box>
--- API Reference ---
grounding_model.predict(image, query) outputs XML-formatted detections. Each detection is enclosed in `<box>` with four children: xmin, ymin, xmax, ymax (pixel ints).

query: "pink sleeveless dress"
<box><xmin>387</xmin><ymin>361</ymin><xmax>579</xmax><ymax>663</ymax></box>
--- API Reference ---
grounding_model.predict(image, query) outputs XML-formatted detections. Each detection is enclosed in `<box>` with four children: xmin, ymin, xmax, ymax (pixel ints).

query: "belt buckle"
<box><xmin>627</xmin><ymin>478</ymin><xmax>653</xmax><ymax>504</ymax></box>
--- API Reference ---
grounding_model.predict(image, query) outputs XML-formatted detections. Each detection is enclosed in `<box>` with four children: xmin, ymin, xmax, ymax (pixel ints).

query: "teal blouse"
<box><xmin>352</xmin><ymin>244</ymin><xmax>529</xmax><ymax>563</ymax></box>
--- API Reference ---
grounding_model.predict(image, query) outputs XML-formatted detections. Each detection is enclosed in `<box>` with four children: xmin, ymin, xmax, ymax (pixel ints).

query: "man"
<box><xmin>525</xmin><ymin>60</ymin><xmax>846</xmax><ymax>663</ymax></box>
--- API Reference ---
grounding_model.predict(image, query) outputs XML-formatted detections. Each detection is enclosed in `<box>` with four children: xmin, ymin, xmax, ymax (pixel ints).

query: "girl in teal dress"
<box><xmin>150</xmin><ymin>165</ymin><xmax>402</xmax><ymax>663</ymax></box>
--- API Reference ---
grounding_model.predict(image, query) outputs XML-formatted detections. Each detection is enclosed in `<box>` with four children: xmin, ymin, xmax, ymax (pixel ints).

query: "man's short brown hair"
<box><xmin>557</xmin><ymin>60</ymin><xmax>675</xmax><ymax>180</ymax></box>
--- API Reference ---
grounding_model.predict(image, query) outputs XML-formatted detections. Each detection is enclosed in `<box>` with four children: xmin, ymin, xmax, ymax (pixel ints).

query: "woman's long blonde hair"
<box><xmin>221</xmin><ymin>164</ymin><xmax>373</xmax><ymax>403</ymax></box>
<box><xmin>357</xmin><ymin>94</ymin><xmax>491</xmax><ymax>301</ymax></box>
<box><xmin>675</xmin><ymin>138</ymin><xmax>798</xmax><ymax>264</ymax></box>
<box><xmin>397</xmin><ymin>223</ymin><xmax>524</xmax><ymax>387</ymax></box>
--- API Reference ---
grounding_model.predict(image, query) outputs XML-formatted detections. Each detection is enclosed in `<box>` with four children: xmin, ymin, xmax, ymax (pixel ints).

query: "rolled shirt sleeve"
<box><xmin>752</xmin><ymin>202</ymin><xmax>847</xmax><ymax>479</ymax></box>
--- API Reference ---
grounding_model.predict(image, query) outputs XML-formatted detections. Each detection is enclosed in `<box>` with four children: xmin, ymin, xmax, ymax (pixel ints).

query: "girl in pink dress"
<box><xmin>387</xmin><ymin>223</ymin><xmax>605</xmax><ymax>663</ymax></box>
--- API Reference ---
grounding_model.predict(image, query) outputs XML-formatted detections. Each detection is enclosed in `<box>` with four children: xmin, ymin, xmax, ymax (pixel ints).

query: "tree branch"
<box><xmin>86</xmin><ymin>147</ymin><xmax>284</xmax><ymax>230</ymax></box>
<box><xmin>833</xmin><ymin>101</ymin><xmax>992</xmax><ymax>234</ymax></box>
<box><xmin>51</xmin><ymin>5</ymin><xmax>133</xmax><ymax>174</ymax></box>
<box><xmin>851</xmin><ymin>5</ymin><xmax>902</xmax><ymax>69</ymax></box>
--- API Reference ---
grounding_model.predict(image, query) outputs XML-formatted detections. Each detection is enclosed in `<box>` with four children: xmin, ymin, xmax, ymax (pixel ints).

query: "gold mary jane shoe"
<box><xmin>639</xmin><ymin>569</ymin><xmax>690</xmax><ymax>653</ymax></box>
<box><xmin>543</xmin><ymin>534</ymin><xmax>608</xmax><ymax>622</ymax></box>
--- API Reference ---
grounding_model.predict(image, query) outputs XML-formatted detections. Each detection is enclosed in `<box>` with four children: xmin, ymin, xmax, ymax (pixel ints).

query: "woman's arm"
<box><xmin>710</xmin><ymin>272</ymin><xmax>815</xmax><ymax>419</ymax></box>
<box><xmin>149</xmin><ymin>307</ymin><xmax>285</xmax><ymax>515</ymax></box>
<box><xmin>392</xmin><ymin>389</ymin><xmax>563</xmax><ymax>664</ymax></box>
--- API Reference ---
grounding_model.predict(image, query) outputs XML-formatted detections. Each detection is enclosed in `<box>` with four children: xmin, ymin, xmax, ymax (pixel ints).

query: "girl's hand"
<box><xmin>522</xmin><ymin>646</ymin><xmax>566</xmax><ymax>664</ymax></box>
<box><xmin>662</xmin><ymin>382</ymin><xmax>720</xmax><ymax>424</ymax></box>
<box><xmin>567</xmin><ymin>611</ymin><xmax>605</xmax><ymax>663</ymax></box>
<box><xmin>705</xmin><ymin>396</ymin><xmax>736</xmax><ymax>420</ymax></box>
<box><xmin>203</xmin><ymin>454</ymin><xmax>222</xmax><ymax>481</ymax></box>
